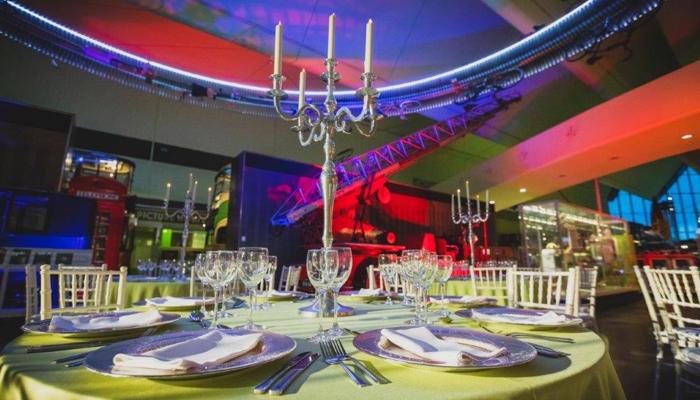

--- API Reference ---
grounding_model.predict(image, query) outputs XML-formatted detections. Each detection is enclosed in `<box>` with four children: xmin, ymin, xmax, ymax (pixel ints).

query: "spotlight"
<box><xmin>519</xmin><ymin>188</ymin><xmax>527</xmax><ymax>193</ymax></box>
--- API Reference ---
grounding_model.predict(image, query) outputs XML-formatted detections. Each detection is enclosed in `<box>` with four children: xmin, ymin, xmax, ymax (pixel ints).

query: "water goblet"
<box><xmin>237</xmin><ymin>247</ymin><xmax>269</xmax><ymax>330</ymax></box>
<box><xmin>306</xmin><ymin>248</ymin><xmax>339</xmax><ymax>343</ymax></box>
<box><xmin>326</xmin><ymin>247</ymin><xmax>352</xmax><ymax>338</ymax></box>
<box><xmin>193</xmin><ymin>253</ymin><xmax>210</xmax><ymax>317</ymax></box>
<box><xmin>203</xmin><ymin>251</ymin><xmax>237</xmax><ymax>329</ymax></box>
<box><xmin>378</xmin><ymin>254</ymin><xmax>398</xmax><ymax>305</ymax></box>
<box><xmin>436</xmin><ymin>255</ymin><xmax>454</xmax><ymax>317</ymax></box>
<box><xmin>401</xmin><ymin>249</ymin><xmax>425</xmax><ymax>325</ymax></box>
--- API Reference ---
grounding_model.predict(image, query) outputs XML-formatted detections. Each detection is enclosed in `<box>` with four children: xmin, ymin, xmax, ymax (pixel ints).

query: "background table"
<box><xmin>1</xmin><ymin>300</ymin><xmax>624</xmax><ymax>400</ymax></box>
<box><xmin>109</xmin><ymin>279</ymin><xmax>190</xmax><ymax>307</ymax></box>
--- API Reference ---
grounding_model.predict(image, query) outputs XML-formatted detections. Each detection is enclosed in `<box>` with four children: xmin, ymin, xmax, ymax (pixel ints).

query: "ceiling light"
<box><xmin>519</xmin><ymin>188</ymin><xmax>527</xmax><ymax>193</ymax></box>
<box><xmin>681</xmin><ymin>133</ymin><xmax>693</xmax><ymax>140</ymax></box>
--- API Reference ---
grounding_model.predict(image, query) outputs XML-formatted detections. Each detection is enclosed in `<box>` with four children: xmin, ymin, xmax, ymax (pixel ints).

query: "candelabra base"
<box><xmin>298</xmin><ymin>293</ymin><xmax>354</xmax><ymax>318</ymax></box>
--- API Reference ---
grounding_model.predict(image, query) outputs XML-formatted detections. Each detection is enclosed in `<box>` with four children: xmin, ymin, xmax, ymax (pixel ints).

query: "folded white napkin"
<box><xmin>429</xmin><ymin>296</ymin><xmax>492</xmax><ymax>305</ymax></box>
<box><xmin>48</xmin><ymin>309</ymin><xmax>163</xmax><ymax>332</ymax></box>
<box><xmin>682</xmin><ymin>348</ymin><xmax>700</xmax><ymax>364</ymax></box>
<box><xmin>145</xmin><ymin>297</ymin><xmax>214</xmax><ymax>307</ymax></box>
<box><xmin>379</xmin><ymin>327</ymin><xmax>507</xmax><ymax>365</ymax></box>
<box><xmin>353</xmin><ymin>288</ymin><xmax>382</xmax><ymax>297</ymax></box>
<box><xmin>472</xmin><ymin>310</ymin><xmax>569</xmax><ymax>325</ymax></box>
<box><xmin>268</xmin><ymin>290</ymin><xmax>295</xmax><ymax>298</ymax></box>
<box><xmin>113</xmin><ymin>330</ymin><xmax>262</xmax><ymax>372</ymax></box>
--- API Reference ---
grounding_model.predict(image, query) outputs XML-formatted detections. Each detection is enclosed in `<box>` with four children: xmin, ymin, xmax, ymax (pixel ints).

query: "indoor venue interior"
<box><xmin>0</xmin><ymin>0</ymin><xmax>699</xmax><ymax>399</ymax></box>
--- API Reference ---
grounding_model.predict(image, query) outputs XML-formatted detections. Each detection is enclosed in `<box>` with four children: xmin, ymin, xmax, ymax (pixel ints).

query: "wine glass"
<box><xmin>326</xmin><ymin>247</ymin><xmax>352</xmax><ymax>338</ymax></box>
<box><xmin>237</xmin><ymin>247</ymin><xmax>269</xmax><ymax>330</ymax></box>
<box><xmin>306</xmin><ymin>248</ymin><xmax>339</xmax><ymax>343</ymax></box>
<box><xmin>418</xmin><ymin>251</ymin><xmax>438</xmax><ymax>324</ymax></box>
<box><xmin>203</xmin><ymin>251</ymin><xmax>237</xmax><ymax>329</ymax></box>
<box><xmin>261</xmin><ymin>255</ymin><xmax>277</xmax><ymax>310</ymax></box>
<box><xmin>436</xmin><ymin>255</ymin><xmax>454</xmax><ymax>317</ymax></box>
<box><xmin>193</xmin><ymin>253</ymin><xmax>209</xmax><ymax>318</ymax></box>
<box><xmin>401</xmin><ymin>249</ymin><xmax>425</xmax><ymax>325</ymax></box>
<box><xmin>378</xmin><ymin>254</ymin><xmax>398</xmax><ymax>305</ymax></box>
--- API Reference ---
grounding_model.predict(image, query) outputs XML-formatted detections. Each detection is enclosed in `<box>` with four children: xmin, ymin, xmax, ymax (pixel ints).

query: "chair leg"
<box><xmin>675</xmin><ymin>359</ymin><xmax>683</xmax><ymax>400</ymax></box>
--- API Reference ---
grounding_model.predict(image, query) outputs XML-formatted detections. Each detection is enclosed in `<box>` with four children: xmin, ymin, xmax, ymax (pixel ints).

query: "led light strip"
<box><xmin>5</xmin><ymin>0</ymin><xmax>597</xmax><ymax>96</ymax></box>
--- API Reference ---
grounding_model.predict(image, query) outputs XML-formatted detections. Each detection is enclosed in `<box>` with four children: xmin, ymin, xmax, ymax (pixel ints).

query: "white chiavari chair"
<box><xmin>284</xmin><ymin>266</ymin><xmax>302</xmax><ymax>292</ymax></box>
<box><xmin>39</xmin><ymin>264</ymin><xmax>128</xmax><ymax>320</ymax></box>
<box><xmin>25</xmin><ymin>265</ymin><xmax>39</xmax><ymax>323</ymax></box>
<box><xmin>366</xmin><ymin>265</ymin><xmax>385</xmax><ymax>290</ymax></box>
<box><xmin>577</xmin><ymin>266</ymin><xmax>599</xmax><ymax>318</ymax></box>
<box><xmin>508</xmin><ymin>268</ymin><xmax>579</xmax><ymax>315</ymax></box>
<box><xmin>643</xmin><ymin>265</ymin><xmax>700</xmax><ymax>398</ymax></box>
<box><xmin>469</xmin><ymin>264</ymin><xmax>512</xmax><ymax>304</ymax></box>
<box><xmin>634</xmin><ymin>265</ymin><xmax>669</xmax><ymax>359</ymax></box>
<box><xmin>644</xmin><ymin>266</ymin><xmax>700</xmax><ymax>351</ymax></box>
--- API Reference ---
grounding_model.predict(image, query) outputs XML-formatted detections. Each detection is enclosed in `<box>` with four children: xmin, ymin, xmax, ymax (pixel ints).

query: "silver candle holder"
<box><xmin>269</xmin><ymin>15</ymin><xmax>380</xmax><ymax>318</ymax></box>
<box><xmin>451</xmin><ymin>181</ymin><xmax>491</xmax><ymax>268</ymax></box>
<box><xmin>163</xmin><ymin>174</ymin><xmax>212</xmax><ymax>266</ymax></box>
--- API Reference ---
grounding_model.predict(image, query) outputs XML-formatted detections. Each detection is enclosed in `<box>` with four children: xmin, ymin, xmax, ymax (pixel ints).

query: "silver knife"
<box><xmin>254</xmin><ymin>352</ymin><xmax>312</xmax><ymax>394</ymax></box>
<box><xmin>269</xmin><ymin>353</ymin><xmax>319</xmax><ymax>395</ymax></box>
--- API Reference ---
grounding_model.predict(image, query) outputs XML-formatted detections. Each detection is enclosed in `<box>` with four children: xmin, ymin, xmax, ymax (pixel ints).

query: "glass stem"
<box><xmin>440</xmin><ymin>282</ymin><xmax>446</xmax><ymax>314</ymax></box>
<box><xmin>318</xmin><ymin>290</ymin><xmax>326</xmax><ymax>336</ymax></box>
<box><xmin>200</xmin><ymin>281</ymin><xmax>207</xmax><ymax>314</ymax></box>
<box><xmin>211</xmin><ymin>287</ymin><xmax>220</xmax><ymax>329</ymax></box>
<box><xmin>332</xmin><ymin>289</ymin><xmax>339</xmax><ymax>328</ymax></box>
<box><xmin>247</xmin><ymin>287</ymin><xmax>254</xmax><ymax>327</ymax></box>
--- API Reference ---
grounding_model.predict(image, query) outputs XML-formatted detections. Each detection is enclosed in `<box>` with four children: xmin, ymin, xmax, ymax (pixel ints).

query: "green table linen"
<box><xmin>0</xmin><ymin>301</ymin><xmax>625</xmax><ymax>400</ymax></box>
<box><xmin>109</xmin><ymin>281</ymin><xmax>191</xmax><ymax>307</ymax></box>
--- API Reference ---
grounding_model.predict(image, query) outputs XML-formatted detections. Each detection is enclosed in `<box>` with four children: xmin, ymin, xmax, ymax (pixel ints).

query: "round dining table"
<box><xmin>109</xmin><ymin>276</ymin><xmax>191</xmax><ymax>307</ymax></box>
<box><xmin>0</xmin><ymin>300</ymin><xmax>625</xmax><ymax>400</ymax></box>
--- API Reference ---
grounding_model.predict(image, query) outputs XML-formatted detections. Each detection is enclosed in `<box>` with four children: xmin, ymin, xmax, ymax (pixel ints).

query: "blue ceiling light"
<box><xmin>0</xmin><ymin>0</ymin><xmax>663</xmax><ymax>117</ymax></box>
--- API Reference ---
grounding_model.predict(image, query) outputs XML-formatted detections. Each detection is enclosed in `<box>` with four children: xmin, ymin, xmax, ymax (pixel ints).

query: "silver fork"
<box><xmin>329</xmin><ymin>339</ymin><xmax>382</xmax><ymax>384</ymax></box>
<box><xmin>319</xmin><ymin>340</ymin><xmax>368</xmax><ymax>387</ymax></box>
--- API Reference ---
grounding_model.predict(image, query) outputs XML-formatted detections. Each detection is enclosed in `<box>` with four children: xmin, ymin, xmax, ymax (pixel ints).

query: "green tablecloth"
<box><xmin>0</xmin><ymin>301</ymin><xmax>624</xmax><ymax>400</ymax></box>
<box><xmin>109</xmin><ymin>281</ymin><xmax>191</xmax><ymax>307</ymax></box>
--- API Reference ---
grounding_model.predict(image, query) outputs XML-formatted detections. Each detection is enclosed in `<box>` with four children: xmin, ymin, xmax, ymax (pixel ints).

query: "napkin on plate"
<box><xmin>379</xmin><ymin>327</ymin><xmax>507</xmax><ymax>365</ymax></box>
<box><xmin>145</xmin><ymin>297</ymin><xmax>214</xmax><ymax>307</ymax></box>
<box><xmin>353</xmin><ymin>288</ymin><xmax>383</xmax><ymax>297</ymax></box>
<box><xmin>113</xmin><ymin>330</ymin><xmax>263</xmax><ymax>372</ymax></box>
<box><xmin>48</xmin><ymin>309</ymin><xmax>163</xmax><ymax>332</ymax></box>
<box><xmin>429</xmin><ymin>296</ymin><xmax>492</xmax><ymax>305</ymax></box>
<box><xmin>268</xmin><ymin>290</ymin><xmax>295</xmax><ymax>298</ymax></box>
<box><xmin>472</xmin><ymin>310</ymin><xmax>569</xmax><ymax>325</ymax></box>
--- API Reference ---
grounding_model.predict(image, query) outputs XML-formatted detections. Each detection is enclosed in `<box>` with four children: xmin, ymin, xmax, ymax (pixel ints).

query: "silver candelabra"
<box><xmin>163</xmin><ymin>174</ymin><xmax>212</xmax><ymax>265</ymax></box>
<box><xmin>269</xmin><ymin>15</ymin><xmax>380</xmax><ymax>249</ymax></box>
<box><xmin>451</xmin><ymin>181</ymin><xmax>491</xmax><ymax>267</ymax></box>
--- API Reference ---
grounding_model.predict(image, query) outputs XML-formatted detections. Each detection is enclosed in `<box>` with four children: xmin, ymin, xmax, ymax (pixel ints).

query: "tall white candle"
<box><xmin>165</xmin><ymin>182</ymin><xmax>171</xmax><ymax>202</ymax></box>
<box><xmin>327</xmin><ymin>13</ymin><xmax>336</xmax><ymax>59</ymax></box>
<box><xmin>476</xmin><ymin>194</ymin><xmax>481</xmax><ymax>215</ymax></box>
<box><xmin>188</xmin><ymin>173</ymin><xmax>194</xmax><ymax>192</ymax></box>
<box><xmin>298</xmin><ymin>68</ymin><xmax>306</xmax><ymax>110</ymax></box>
<box><xmin>192</xmin><ymin>180</ymin><xmax>198</xmax><ymax>203</ymax></box>
<box><xmin>207</xmin><ymin>187</ymin><xmax>212</xmax><ymax>210</ymax></box>
<box><xmin>364</xmin><ymin>19</ymin><xmax>373</xmax><ymax>73</ymax></box>
<box><xmin>456</xmin><ymin>189</ymin><xmax>462</xmax><ymax>216</ymax></box>
<box><xmin>274</xmin><ymin>22</ymin><xmax>283</xmax><ymax>75</ymax></box>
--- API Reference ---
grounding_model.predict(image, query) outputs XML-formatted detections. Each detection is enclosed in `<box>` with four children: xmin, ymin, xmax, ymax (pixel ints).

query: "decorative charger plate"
<box><xmin>340</xmin><ymin>290</ymin><xmax>393</xmax><ymax>302</ymax></box>
<box><xmin>353</xmin><ymin>325</ymin><xmax>536</xmax><ymax>371</ymax></box>
<box><xmin>135</xmin><ymin>296</ymin><xmax>217</xmax><ymax>311</ymax></box>
<box><xmin>456</xmin><ymin>307</ymin><xmax>583</xmax><ymax>328</ymax></box>
<box><xmin>429</xmin><ymin>296</ymin><xmax>497</xmax><ymax>308</ymax></box>
<box><xmin>258</xmin><ymin>291</ymin><xmax>311</xmax><ymax>302</ymax></box>
<box><xmin>22</xmin><ymin>311</ymin><xmax>181</xmax><ymax>338</ymax></box>
<box><xmin>84</xmin><ymin>329</ymin><xmax>297</xmax><ymax>379</ymax></box>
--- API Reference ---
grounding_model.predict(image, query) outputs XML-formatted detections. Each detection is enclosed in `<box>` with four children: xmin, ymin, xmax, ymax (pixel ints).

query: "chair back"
<box><xmin>469</xmin><ymin>264</ymin><xmax>512</xmax><ymax>303</ymax></box>
<box><xmin>577</xmin><ymin>266</ymin><xmax>599</xmax><ymax>317</ymax></box>
<box><xmin>509</xmin><ymin>268</ymin><xmax>579</xmax><ymax>315</ymax></box>
<box><xmin>643</xmin><ymin>265</ymin><xmax>700</xmax><ymax>349</ymax></box>
<box><xmin>634</xmin><ymin>265</ymin><xmax>668</xmax><ymax>348</ymax></box>
<box><xmin>39</xmin><ymin>264</ymin><xmax>128</xmax><ymax>320</ymax></box>
<box><xmin>25</xmin><ymin>265</ymin><xmax>39</xmax><ymax>322</ymax></box>
<box><xmin>285</xmin><ymin>266</ymin><xmax>302</xmax><ymax>292</ymax></box>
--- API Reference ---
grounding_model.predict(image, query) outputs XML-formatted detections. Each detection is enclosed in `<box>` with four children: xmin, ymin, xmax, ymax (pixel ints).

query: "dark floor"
<box><xmin>0</xmin><ymin>297</ymin><xmax>694</xmax><ymax>399</ymax></box>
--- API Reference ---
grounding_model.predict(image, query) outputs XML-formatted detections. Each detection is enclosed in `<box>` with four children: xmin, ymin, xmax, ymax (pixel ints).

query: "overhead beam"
<box><xmin>458</xmin><ymin>60</ymin><xmax>700</xmax><ymax>210</ymax></box>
